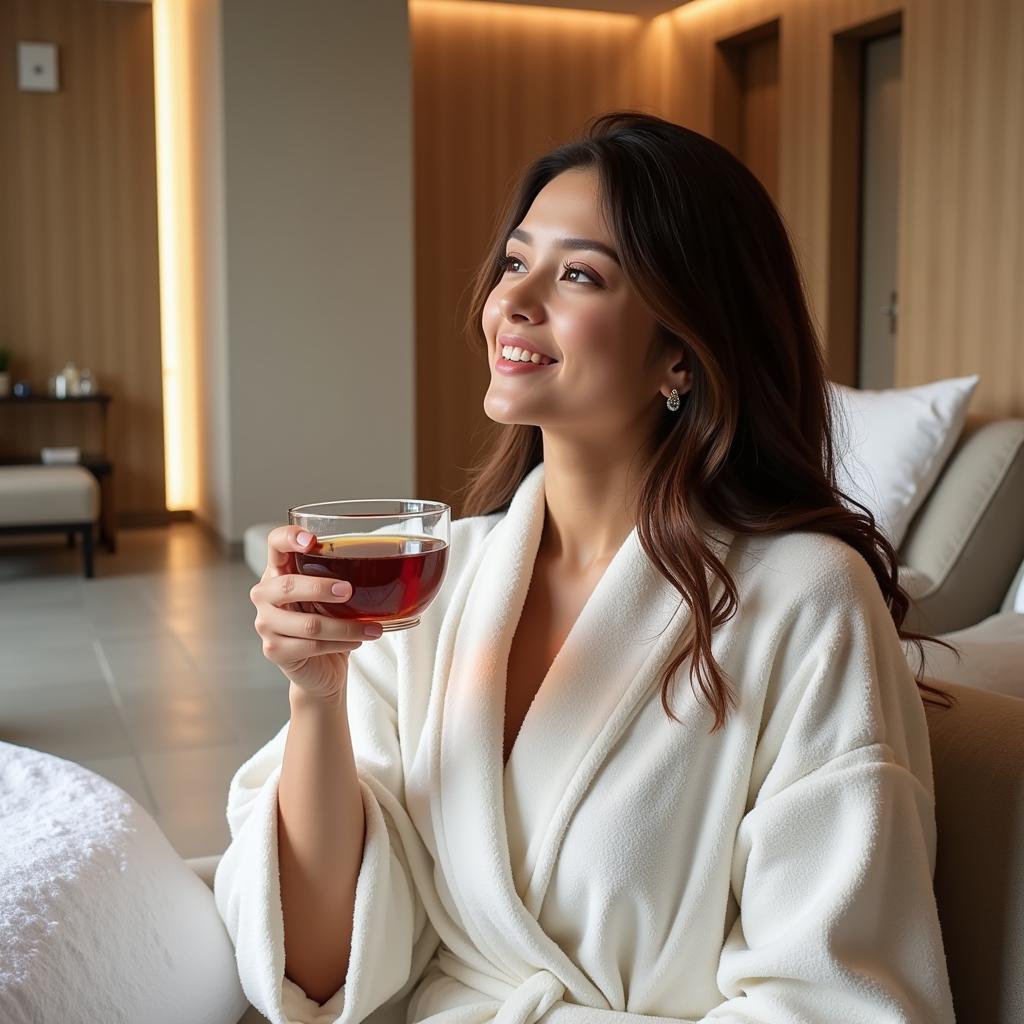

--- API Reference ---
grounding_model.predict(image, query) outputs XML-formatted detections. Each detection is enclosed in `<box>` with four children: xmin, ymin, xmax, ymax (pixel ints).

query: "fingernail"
<box><xmin>331</xmin><ymin>582</ymin><xmax>352</xmax><ymax>597</ymax></box>
<box><xmin>296</xmin><ymin>531</ymin><xmax>312</xmax><ymax>547</ymax></box>
<box><xmin>363</xmin><ymin>623</ymin><xmax>383</xmax><ymax>638</ymax></box>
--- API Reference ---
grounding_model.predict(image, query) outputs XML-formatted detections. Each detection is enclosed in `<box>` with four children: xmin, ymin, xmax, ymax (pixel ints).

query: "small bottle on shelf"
<box><xmin>61</xmin><ymin>361</ymin><xmax>80</xmax><ymax>396</ymax></box>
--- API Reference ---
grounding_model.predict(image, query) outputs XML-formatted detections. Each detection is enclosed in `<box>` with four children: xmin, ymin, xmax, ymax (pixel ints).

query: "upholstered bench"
<box><xmin>0</xmin><ymin>465</ymin><xmax>100</xmax><ymax>577</ymax></box>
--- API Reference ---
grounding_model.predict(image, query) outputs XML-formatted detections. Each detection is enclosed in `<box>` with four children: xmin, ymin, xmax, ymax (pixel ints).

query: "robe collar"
<box><xmin>428</xmin><ymin>460</ymin><xmax>734</xmax><ymax>996</ymax></box>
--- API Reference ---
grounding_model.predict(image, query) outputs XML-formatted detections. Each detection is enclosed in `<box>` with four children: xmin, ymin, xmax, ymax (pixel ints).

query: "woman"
<box><xmin>215</xmin><ymin>112</ymin><xmax>960</xmax><ymax>1024</ymax></box>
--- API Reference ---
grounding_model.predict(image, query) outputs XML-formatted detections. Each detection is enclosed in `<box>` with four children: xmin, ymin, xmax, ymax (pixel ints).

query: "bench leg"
<box><xmin>102</xmin><ymin>473</ymin><xmax>117</xmax><ymax>553</ymax></box>
<box><xmin>81</xmin><ymin>525</ymin><xmax>95</xmax><ymax>579</ymax></box>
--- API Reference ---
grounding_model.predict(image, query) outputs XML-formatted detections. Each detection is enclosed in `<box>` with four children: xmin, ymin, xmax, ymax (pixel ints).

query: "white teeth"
<box><xmin>501</xmin><ymin>345</ymin><xmax>553</xmax><ymax>365</ymax></box>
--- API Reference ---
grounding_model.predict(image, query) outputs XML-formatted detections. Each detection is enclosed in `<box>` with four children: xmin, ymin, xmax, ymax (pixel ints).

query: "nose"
<box><xmin>498</xmin><ymin>277</ymin><xmax>545</xmax><ymax>324</ymax></box>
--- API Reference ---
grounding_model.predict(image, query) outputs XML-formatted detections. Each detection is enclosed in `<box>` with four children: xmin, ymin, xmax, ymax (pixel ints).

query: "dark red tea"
<box><xmin>295</xmin><ymin>533</ymin><xmax>448</xmax><ymax>623</ymax></box>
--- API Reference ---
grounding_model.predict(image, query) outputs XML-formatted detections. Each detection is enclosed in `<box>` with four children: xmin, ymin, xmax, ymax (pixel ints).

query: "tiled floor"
<box><xmin>0</xmin><ymin>523</ymin><xmax>287</xmax><ymax>858</ymax></box>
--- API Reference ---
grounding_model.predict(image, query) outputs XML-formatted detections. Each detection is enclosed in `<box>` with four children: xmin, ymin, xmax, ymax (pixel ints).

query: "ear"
<box><xmin>652</xmin><ymin>329</ymin><xmax>693</xmax><ymax>398</ymax></box>
<box><xmin>661</xmin><ymin>354</ymin><xmax>693</xmax><ymax>398</ymax></box>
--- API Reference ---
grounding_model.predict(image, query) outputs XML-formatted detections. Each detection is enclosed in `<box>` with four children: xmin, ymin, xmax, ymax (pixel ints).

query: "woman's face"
<box><xmin>482</xmin><ymin>166</ymin><xmax>680</xmax><ymax>440</ymax></box>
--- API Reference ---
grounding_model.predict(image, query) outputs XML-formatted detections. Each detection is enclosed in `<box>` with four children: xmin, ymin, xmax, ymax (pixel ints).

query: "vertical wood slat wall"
<box><xmin>411</xmin><ymin>0</ymin><xmax>665</xmax><ymax>514</ymax></box>
<box><xmin>411</xmin><ymin>0</ymin><xmax>1024</xmax><ymax>516</ymax></box>
<box><xmin>0</xmin><ymin>0</ymin><xmax>164</xmax><ymax>519</ymax></box>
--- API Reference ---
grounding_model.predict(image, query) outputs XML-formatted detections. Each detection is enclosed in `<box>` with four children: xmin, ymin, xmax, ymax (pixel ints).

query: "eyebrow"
<box><xmin>508</xmin><ymin>227</ymin><xmax>620</xmax><ymax>266</ymax></box>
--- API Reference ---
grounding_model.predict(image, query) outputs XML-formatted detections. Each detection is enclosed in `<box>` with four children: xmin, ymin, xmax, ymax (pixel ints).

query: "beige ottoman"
<box><xmin>0</xmin><ymin>465</ymin><xmax>100</xmax><ymax>577</ymax></box>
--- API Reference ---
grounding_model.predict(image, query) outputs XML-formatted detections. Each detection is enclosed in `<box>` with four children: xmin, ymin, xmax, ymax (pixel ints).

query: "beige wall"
<box><xmin>183</xmin><ymin>0</ymin><xmax>416</xmax><ymax>543</ymax></box>
<box><xmin>0</xmin><ymin>0</ymin><xmax>165</xmax><ymax>519</ymax></box>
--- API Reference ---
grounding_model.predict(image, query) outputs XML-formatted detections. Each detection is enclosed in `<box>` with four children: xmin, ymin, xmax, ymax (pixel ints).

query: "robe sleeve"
<box><xmin>703</xmin><ymin>557</ymin><xmax>957</xmax><ymax>1023</ymax></box>
<box><xmin>213</xmin><ymin>629</ymin><xmax>438</xmax><ymax>1024</ymax></box>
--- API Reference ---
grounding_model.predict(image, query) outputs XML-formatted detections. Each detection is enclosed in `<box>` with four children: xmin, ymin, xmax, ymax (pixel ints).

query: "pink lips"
<box><xmin>495</xmin><ymin>354</ymin><xmax>557</xmax><ymax>375</ymax></box>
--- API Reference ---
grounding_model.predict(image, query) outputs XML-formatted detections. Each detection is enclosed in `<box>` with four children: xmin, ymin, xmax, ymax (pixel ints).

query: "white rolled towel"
<box><xmin>0</xmin><ymin>741</ymin><xmax>249</xmax><ymax>1024</ymax></box>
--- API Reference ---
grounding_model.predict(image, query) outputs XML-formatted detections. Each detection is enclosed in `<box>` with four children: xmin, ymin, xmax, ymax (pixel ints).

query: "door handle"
<box><xmin>880</xmin><ymin>289</ymin><xmax>899</xmax><ymax>335</ymax></box>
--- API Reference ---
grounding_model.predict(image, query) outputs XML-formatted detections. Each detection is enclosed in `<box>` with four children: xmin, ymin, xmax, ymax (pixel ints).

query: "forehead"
<box><xmin>517</xmin><ymin>167</ymin><xmax>609</xmax><ymax>240</ymax></box>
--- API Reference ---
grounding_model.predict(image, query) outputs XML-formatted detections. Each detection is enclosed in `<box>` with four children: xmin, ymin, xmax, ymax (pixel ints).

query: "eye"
<box><xmin>560</xmin><ymin>260</ymin><xmax>597</xmax><ymax>285</ymax></box>
<box><xmin>498</xmin><ymin>254</ymin><xmax>599</xmax><ymax>285</ymax></box>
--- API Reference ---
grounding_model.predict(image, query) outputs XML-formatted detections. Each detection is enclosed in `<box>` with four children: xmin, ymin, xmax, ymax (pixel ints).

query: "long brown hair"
<box><xmin>456</xmin><ymin>110</ymin><xmax>960</xmax><ymax>733</ymax></box>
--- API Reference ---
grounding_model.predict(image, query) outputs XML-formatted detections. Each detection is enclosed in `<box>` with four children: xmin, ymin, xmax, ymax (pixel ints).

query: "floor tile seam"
<box><xmin>91</xmin><ymin>638</ymin><xmax>163</xmax><ymax>817</ymax></box>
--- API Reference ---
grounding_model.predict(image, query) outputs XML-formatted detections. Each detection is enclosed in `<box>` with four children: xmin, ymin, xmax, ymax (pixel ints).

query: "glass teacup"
<box><xmin>288</xmin><ymin>499</ymin><xmax>451</xmax><ymax>631</ymax></box>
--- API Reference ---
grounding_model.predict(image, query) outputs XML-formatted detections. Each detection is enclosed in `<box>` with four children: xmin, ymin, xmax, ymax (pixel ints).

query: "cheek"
<box><xmin>552</xmin><ymin>305</ymin><xmax>623</xmax><ymax>361</ymax></box>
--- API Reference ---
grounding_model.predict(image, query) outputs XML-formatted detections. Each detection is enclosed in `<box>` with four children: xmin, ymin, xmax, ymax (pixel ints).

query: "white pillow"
<box><xmin>0</xmin><ymin>742</ymin><xmax>248</xmax><ymax>1024</ymax></box>
<box><xmin>828</xmin><ymin>375</ymin><xmax>979</xmax><ymax>549</ymax></box>
<box><xmin>1012</xmin><ymin>556</ymin><xmax>1024</xmax><ymax>613</ymax></box>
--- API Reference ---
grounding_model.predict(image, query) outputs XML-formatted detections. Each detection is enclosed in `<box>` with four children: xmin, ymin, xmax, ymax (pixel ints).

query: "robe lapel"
<box><xmin>430</xmin><ymin>460</ymin><xmax>734</xmax><ymax>1000</ymax></box>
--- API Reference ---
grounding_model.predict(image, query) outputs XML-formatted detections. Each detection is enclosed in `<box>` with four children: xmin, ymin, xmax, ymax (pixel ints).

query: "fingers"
<box><xmin>255</xmin><ymin>601</ymin><xmax>376</xmax><ymax>646</ymax></box>
<box><xmin>251</xmin><ymin>572</ymin><xmax>352</xmax><ymax>609</ymax></box>
<box><xmin>265</xmin><ymin>525</ymin><xmax>317</xmax><ymax>577</ymax></box>
<box><xmin>260</xmin><ymin>633</ymin><xmax>364</xmax><ymax>667</ymax></box>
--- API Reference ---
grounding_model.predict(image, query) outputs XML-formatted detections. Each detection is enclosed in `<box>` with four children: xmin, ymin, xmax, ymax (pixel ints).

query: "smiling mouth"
<box><xmin>496</xmin><ymin>344</ymin><xmax>557</xmax><ymax>366</ymax></box>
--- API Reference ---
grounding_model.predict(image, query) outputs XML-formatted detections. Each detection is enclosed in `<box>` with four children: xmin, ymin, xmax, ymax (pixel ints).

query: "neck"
<box><xmin>537</xmin><ymin>433</ymin><xmax>651</xmax><ymax>571</ymax></box>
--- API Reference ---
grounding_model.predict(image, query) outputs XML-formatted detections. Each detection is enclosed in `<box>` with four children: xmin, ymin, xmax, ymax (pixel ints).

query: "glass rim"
<box><xmin>288</xmin><ymin>498</ymin><xmax>451</xmax><ymax>521</ymax></box>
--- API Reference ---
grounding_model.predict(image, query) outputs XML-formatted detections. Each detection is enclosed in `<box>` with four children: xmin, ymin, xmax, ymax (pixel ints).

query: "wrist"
<box><xmin>288</xmin><ymin>680</ymin><xmax>346</xmax><ymax>713</ymax></box>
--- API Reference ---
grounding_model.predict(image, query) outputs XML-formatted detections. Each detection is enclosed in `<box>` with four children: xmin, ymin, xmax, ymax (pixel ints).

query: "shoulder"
<box><xmin>729</xmin><ymin>527</ymin><xmax>884</xmax><ymax>619</ymax></box>
<box><xmin>725</xmin><ymin>527</ymin><xmax>900</xmax><ymax>702</ymax></box>
<box><xmin>729</xmin><ymin>530</ymin><xmax>931</xmax><ymax>805</ymax></box>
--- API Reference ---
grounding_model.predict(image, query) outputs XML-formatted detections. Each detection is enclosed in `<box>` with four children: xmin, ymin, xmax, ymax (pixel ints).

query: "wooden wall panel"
<box><xmin>0</xmin><ymin>0</ymin><xmax>164</xmax><ymax>518</ymax></box>
<box><xmin>897</xmin><ymin>0</ymin><xmax>1023</xmax><ymax>410</ymax></box>
<box><xmin>413</xmin><ymin>0</ymin><xmax>1022</xmax><ymax>511</ymax></box>
<box><xmin>712</xmin><ymin>23</ymin><xmax>780</xmax><ymax>204</ymax></box>
<box><xmin>660</xmin><ymin>0</ymin><xmax>1024</xmax><ymax>409</ymax></box>
<box><xmin>741</xmin><ymin>35</ymin><xmax>780</xmax><ymax>203</ymax></box>
<box><xmin>410</xmin><ymin>0</ymin><xmax>660</xmax><ymax>513</ymax></box>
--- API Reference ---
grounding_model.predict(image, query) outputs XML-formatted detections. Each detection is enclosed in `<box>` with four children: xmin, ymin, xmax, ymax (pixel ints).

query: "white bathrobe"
<box><xmin>214</xmin><ymin>460</ymin><xmax>956</xmax><ymax>1024</ymax></box>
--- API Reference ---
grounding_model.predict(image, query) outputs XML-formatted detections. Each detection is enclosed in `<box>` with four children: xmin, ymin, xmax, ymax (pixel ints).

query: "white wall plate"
<box><xmin>18</xmin><ymin>42</ymin><xmax>60</xmax><ymax>93</ymax></box>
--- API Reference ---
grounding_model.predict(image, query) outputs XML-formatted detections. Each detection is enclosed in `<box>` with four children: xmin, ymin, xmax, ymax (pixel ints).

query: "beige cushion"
<box><xmin>925</xmin><ymin>681</ymin><xmax>1024</xmax><ymax>1023</ymax></box>
<box><xmin>904</xmin><ymin>611</ymin><xmax>1024</xmax><ymax>700</ymax></box>
<box><xmin>0</xmin><ymin>465</ymin><xmax>99</xmax><ymax>526</ymax></box>
<box><xmin>898</xmin><ymin>415</ymin><xmax>1024</xmax><ymax>635</ymax></box>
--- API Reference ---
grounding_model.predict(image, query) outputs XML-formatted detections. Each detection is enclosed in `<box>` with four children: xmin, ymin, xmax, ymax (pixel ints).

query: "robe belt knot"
<box><xmin>435</xmin><ymin>949</ymin><xmax>569</xmax><ymax>1024</ymax></box>
<box><xmin>493</xmin><ymin>969</ymin><xmax>567</xmax><ymax>1024</ymax></box>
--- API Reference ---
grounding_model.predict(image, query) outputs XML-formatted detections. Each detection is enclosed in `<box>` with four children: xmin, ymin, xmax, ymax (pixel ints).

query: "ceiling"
<box><xmin>105</xmin><ymin>0</ymin><xmax>695</xmax><ymax>13</ymax></box>
<box><xmin>441</xmin><ymin>0</ymin><xmax>697</xmax><ymax>16</ymax></box>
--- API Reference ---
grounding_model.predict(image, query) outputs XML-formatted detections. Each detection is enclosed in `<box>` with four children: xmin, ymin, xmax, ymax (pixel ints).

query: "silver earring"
<box><xmin>666</xmin><ymin>388</ymin><xmax>681</xmax><ymax>412</ymax></box>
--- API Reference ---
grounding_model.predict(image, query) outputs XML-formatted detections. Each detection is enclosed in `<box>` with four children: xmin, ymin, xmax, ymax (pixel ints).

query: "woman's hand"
<box><xmin>251</xmin><ymin>525</ymin><xmax>383</xmax><ymax>702</ymax></box>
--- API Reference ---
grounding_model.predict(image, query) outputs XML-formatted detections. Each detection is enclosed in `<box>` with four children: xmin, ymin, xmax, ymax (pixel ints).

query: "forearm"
<box><xmin>277</xmin><ymin>680</ymin><xmax>366</xmax><ymax>1004</ymax></box>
